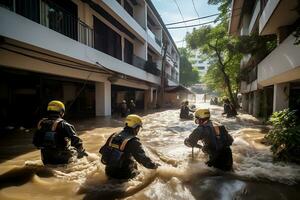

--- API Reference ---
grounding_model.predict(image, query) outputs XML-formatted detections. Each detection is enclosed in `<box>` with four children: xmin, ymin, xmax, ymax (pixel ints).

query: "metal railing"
<box><xmin>1</xmin><ymin>0</ymin><xmax>94</xmax><ymax>48</ymax></box>
<box><xmin>40</xmin><ymin>0</ymin><xmax>94</xmax><ymax>47</ymax></box>
<box><xmin>132</xmin><ymin>55</ymin><xmax>146</xmax><ymax>70</ymax></box>
<box><xmin>166</xmin><ymin>73</ymin><xmax>179</xmax><ymax>83</ymax></box>
<box><xmin>144</xmin><ymin>60</ymin><xmax>161</xmax><ymax>76</ymax></box>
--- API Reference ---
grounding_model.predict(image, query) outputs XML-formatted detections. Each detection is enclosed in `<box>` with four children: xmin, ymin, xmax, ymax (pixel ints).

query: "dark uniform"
<box><xmin>180</xmin><ymin>105</ymin><xmax>194</xmax><ymax>119</ymax></box>
<box><xmin>121</xmin><ymin>101</ymin><xmax>128</xmax><ymax>117</ymax></box>
<box><xmin>129</xmin><ymin>101</ymin><xmax>136</xmax><ymax>114</ymax></box>
<box><xmin>100</xmin><ymin>127</ymin><xmax>158</xmax><ymax>179</ymax></box>
<box><xmin>33</xmin><ymin>114</ymin><xmax>85</xmax><ymax>165</ymax></box>
<box><xmin>223</xmin><ymin>102</ymin><xmax>237</xmax><ymax>118</ymax></box>
<box><xmin>185</xmin><ymin>120</ymin><xmax>234</xmax><ymax>171</ymax></box>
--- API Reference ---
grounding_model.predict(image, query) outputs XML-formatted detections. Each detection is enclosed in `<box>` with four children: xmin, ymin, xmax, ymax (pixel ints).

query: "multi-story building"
<box><xmin>229</xmin><ymin>0</ymin><xmax>300</xmax><ymax>117</ymax></box>
<box><xmin>189</xmin><ymin>49</ymin><xmax>208</xmax><ymax>77</ymax></box>
<box><xmin>0</xmin><ymin>0</ymin><xmax>180</xmax><ymax>127</ymax></box>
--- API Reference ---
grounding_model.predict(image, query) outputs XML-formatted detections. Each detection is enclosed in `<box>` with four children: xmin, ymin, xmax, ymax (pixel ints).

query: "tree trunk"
<box><xmin>220</xmin><ymin>67</ymin><xmax>238</xmax><ymax>107</ymax></box>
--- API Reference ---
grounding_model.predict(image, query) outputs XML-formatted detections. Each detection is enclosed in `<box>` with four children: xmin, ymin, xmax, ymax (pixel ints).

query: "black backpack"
<box><xmin>100</xmin><ymin>133</ymin><xmax>135</xmax><ymax>167</ymax></box>
<box><xmin>34</xmin><ymin>118</ymin><xmax>63</xmax><ymax>148</ymax></box>
<box><xmin>212</xmin><ymin>125</ymin><xmax>234</xmax><ymax>151</ymax></box>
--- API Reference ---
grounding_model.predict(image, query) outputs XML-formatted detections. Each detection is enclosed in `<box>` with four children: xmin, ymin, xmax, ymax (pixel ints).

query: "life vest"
<box><xmin>36</xmin><ymin>118</ymin><xmax>63</xmax><ymax>149</ymax></box>
<box><xmin>100</xmin><ymin>132</ymin><xmax>136</xmax><ymax>167</ymax></box>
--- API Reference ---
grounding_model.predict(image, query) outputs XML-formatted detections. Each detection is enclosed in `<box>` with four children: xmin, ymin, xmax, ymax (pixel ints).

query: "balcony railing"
<box><xmin>166</xmin><ymin>73</ymin><xmax>179</xmax><ymax>83</ymax></box>
<box><xmin>1</xmin><ymin>0</ymin><xmax>94</xmax><ymax>47</ymax></box>
<box><xmin>144</xmin><ymin>60</ymin><xmax>161</xmax><ymax>76</ymax></box>
<box><xmin>1</xmin><ymin>0</ymin><xmax>165</xmax><ymax>77</ymax></box>
<box><xmin>132</xmin><ymin>55</ymin><xmax>146</xmax><ymax>70</ymax></box>
<box><xmin>147</xmin><ymin>27</ymin><xmax>161</xmax><ymax>47</ymax></box>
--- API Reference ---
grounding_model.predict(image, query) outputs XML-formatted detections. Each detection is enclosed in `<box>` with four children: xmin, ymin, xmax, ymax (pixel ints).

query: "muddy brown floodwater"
<box><xmin>0</xmin><ymin>103</ymin><xmax>300</xmax><ymax>200</ymax></box>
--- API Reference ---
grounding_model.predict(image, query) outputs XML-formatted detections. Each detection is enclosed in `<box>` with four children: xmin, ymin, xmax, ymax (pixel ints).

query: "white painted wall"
<box><xmin>273</xmin><ymin>83</ymin><xmax>289</xmax><ymax>112</ymax></box>
<box><xmin>240</xmin><ymin>80</ymin><xmax>258</xmax><ymax>93</ymax></box>
<box><xmin>147</xmin><ymin>30</ymin><xmax>162</xmax><ymax>54</ymax></box>
<box><xmin>95</xmin><ymin>81</ymin><xmax>111</xmax><ymax>116</ymax></box>
<box><xmin>101</xmin><ymin>0</ymin><xmax>147</xmax><ymax>42</ymax></box>
<box><xmin>133</xmin><ymin>0</ymin><xmax>147</xmax><ymax>29</ymax></box>
<box><xmin>258</xmin><ymin>34</ymin><xmax>300</xmax><ymax>86</ymax></box>
<box><xmin>0</xmin><ymin>7</ymin><xmax>160</xmax><ymax>85</ymax></box>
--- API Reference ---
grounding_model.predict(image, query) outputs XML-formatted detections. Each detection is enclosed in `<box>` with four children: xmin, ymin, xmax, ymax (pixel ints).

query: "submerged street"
<box><xmin>0</xmin><ymin>103</ymin><xmax>300</xmax><ymax>200</ymax></box>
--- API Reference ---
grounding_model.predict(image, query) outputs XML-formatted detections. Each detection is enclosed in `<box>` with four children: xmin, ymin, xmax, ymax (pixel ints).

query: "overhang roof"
<box><xmin>165</xmin><ymin>85</ymin><xmax>194</xmax><ymax>94</ymax></box>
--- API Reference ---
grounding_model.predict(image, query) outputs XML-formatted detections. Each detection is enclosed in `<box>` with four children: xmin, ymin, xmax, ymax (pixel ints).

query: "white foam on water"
<box><xmin>144</xmin><ymin>178</ymin><xmax>195</xmax><ymax>200</ymax></box>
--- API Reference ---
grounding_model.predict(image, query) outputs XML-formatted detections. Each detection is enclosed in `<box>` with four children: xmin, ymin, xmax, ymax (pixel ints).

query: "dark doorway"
<box><xmin>0</xmin><ymin>67</ymin><xmax>95</xmax><ymax>128</ymax></box>
<box><xmin>111</xmin><ymin>85</ymin><xmax>144</xmax><ymax>115</ymax></box>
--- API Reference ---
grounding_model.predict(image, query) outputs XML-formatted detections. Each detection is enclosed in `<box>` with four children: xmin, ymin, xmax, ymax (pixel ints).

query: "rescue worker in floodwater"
<box><xmin>180</xmin><ymin>100</ymin><xmax>194</xmax><ymax>119</ymax></box>
<box><xmin>33</xmin><ymin>100</ymin><xmax>87</xmax><ymax>165</ymax></box>
<box><xmin>222</xmin><ymin>98</ymin><xmax>237</xmax><ymax>118</ymax></box>
<box><xmin>100</xmin><ymin>114</ymin><xmax>159</xmax><ymax>179</ymax></box>
<box><xmin>184</xmin><ymin>108</ymin><xmax>234</xmax><ymax>171</ymax></box>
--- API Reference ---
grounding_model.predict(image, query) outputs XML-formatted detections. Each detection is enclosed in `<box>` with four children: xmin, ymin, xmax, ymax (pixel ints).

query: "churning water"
<box><xmin>0</xmin><ymin>103</ymin><xmax>300</xmax><ymax>200</ymax></box>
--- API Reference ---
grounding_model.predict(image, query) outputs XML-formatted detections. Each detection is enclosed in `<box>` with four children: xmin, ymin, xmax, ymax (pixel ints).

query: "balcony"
<box><xmin>0</xmin><ymin>0</ymin><xmax>94</xmax><ymax>47</ymax></box>
<box><xmin>259</xmin><ymin>0</ymin><xmax>299</xmax><ymax>35</ymax></box>
<box><xmin>144</xmin><ymin>60</ymin><xmax>161</xmax><ymax>76</ymax></box>
<box><xmin>100</xmin><ymin>0</ymin><xmax>147</xmax><ymax>42</ymax></box>
<box><xmin>166</xmin><ymin>73</ymin><xmax>179</xmax><ymax>84</ymax></box>
<box><xmin>258</xmin><ymin>34</ymin><xmax>300</xmax><ymax>86</ymax></box>
<box><xmin>0</xmin><ymin>5</ymin><xmax>161</xmax><ymax>84</ymax></box>
<box><xmin>147</xmin><ymin>28</ymin><xmax>162</xmax><ymax>54</ymax></box>
<box><xmin>248</xmin><ymin>0</ymin><xmax>261</xmax><ymax>34</ymax></box>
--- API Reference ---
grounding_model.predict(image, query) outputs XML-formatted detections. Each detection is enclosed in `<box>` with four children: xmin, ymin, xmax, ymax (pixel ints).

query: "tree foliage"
<box><xmin>179</xmin><ymin>48</ymin><xmax>200</xmax><ymax>87</ymax></box>
<box><xmin>186</xmin><ymin>22</ymin><xmax>242</xmax><ymax>106</ymax></box>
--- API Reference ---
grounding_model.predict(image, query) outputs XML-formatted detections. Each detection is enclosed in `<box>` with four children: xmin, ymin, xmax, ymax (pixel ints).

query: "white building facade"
<box><xmin>229</xmin><ymin>0</ymin><xmax>300</xmax><ymax>118</ymax></box>
<box><xmin>189</xmin><ymin>50</ymin><xmax>208</xmax><ymax>76</ymax></box>
<box><xmin>0</xmin><ymin>0</ymin><xmax>179</xmax><ymax>127</ymax></box>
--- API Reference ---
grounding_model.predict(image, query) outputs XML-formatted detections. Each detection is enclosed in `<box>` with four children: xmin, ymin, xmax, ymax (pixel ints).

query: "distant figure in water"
<box><xmin>222</xmin><ymin>98</ymin><xmax>237</xmax><ymax>118</ymax></box>
<box><xmin>184</xmin><ymin>108</ymin><xmax>234</xmax><ymax>171</ymax></box>
<box><xmin>121</xmin><ymin>100</ymin><xmax>128</xmax><ymax>117</ymax></box>
<box><xmin>33</xmin><ymin>100</ymin><xmax>87</xmax><ymax>165</ymax></box>
<box><xmin>129</xmin><ymin>100</ymin><xmax>136</xmax><ymax>114</ymax></box>
<box><xmin>180</xmin><ymin>101</ymin><xmax>194</xmax><ymax>120</ymax></box>
<box><xmin>100</xmin><ymin>114</ymin><xmax>159</xmax><ymax>179</ymax></box>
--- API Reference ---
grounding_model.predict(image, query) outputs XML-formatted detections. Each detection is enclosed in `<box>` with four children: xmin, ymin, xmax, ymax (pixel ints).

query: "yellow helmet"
<box><xmin>195</xmin><ymin>108</ymin><xmax>210</xmax><ymax>119</ymax></box>
<box><xmin>47</xmin><ymin>100</ymin><xmax>65</xmax><ymax>113</ymax></box>
<box><xmin>125</xmin><ymin>114</ymin><xmax>143</xmax><ymax>128</ymax></box>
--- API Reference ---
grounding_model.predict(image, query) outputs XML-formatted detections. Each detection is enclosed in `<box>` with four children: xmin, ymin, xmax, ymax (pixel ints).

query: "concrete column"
<box><xmin>242</xmin><ymin>93</ymin><xmax>248</xmax><ymax>112</ymax></box>
<box><xmin>150</xmin><ymin>87</ymin><xmax>154</xmax><ymax>103</ymax></box>
<box><xmin>273</xmin><ymin>83</ymin><xmax>289</xmax><ymax>112</ymax></box>
<box><xmin>95</xmin><ymin>81</ymin><xmax>111</xmax><ymax>116</ymax></box>
<box><xmin>253</xmin><ymin>90</ymin><xmax>261</xmax><ymax>117</ymax></box>
<box><xmin>144</xmin><ymin>89</ymin><xmax>151</xmax><ymax>110</ymax></box>
<box><xmin>248</xmin><ymin>93</ymin><xmax>253</xmax><ymax>115</ymax></box>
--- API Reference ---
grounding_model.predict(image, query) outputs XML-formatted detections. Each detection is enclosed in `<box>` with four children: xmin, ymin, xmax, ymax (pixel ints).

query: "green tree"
<box><xmin>179</xmin><ymin>48</ymin><xmax>200</xmax><ymax>86</ymax></box>
<box><xmin>186</xmin><ymin>22</ymin><xmax>242</xmax><ymax>106</ymax></box>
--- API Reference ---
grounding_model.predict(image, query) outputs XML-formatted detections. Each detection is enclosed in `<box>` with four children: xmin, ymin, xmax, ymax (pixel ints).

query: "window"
<box><xmin>94</xmin><ymin>16</ymin><xmax>122</xmax><ymax>60</ymax></box>
<box><xmin>124</xmin><ymin>39</ymin><xmax>133</xmax><ymax>64</ymax></box>
<box><xmin>124</xmin><ymin>0</ymin><xmax>133</xmax><ymax>16</ymax></box>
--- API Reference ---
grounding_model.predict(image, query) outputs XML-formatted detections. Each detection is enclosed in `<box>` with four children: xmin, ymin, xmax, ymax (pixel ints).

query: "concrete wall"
<box><xmin>0</xmin><ymin>7</ymin><xmax>161</xmax><ymax>85</ymax></box>
<box><xmin>273</xmin><ymin>82</ymin><xmax>289</xmax><ymax>112</ymax></box>
<box><xmin>96</xmin><ymin>81</ymin><xmax>111</xmax><ymax>116</ymax></box>
<box><xmin>258</xmin><ymin>34</ymin><xmax>300</xmax><ymax>87</ymax></box>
